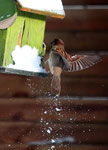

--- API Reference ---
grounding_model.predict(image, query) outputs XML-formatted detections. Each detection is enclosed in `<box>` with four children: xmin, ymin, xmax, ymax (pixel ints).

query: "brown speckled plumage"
<box><xmin>47</xmin><ymin>39</ymin><xmax>101</xmax><ymax>95</ymax></box>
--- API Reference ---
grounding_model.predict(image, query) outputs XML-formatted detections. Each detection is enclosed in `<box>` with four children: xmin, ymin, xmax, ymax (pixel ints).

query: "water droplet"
<box><xmin>46</xmin><ymin>122</ymin><xmax>49</xmax><ymax>125</ymax></box>
<box><xmin>44</xmin><ymin>111</ymin><xmax>47</xmax><ymax>114</ymax></box>
<box><xmin>8</xmin><ymin>144</ymin><xmax>11</xmax><ymax>147</ymax></box>
<box><xmin>56</xmin><ymin>108</ymin><xmax>62</xmax><ymax>112</ymax></box>
<box><xmin>83</xmin><ymin>130</ymin><xmax>86</xmax><ymax>133</ymax></box>
<box><xmin>89</xmin><ymin>129</ymin><xmax>91</xmax><ymax>132</ymax></box>
<box><xmin>40</xmin><ymin>118</ymin><xmax>43</xmax><ymax>123</ymax></box>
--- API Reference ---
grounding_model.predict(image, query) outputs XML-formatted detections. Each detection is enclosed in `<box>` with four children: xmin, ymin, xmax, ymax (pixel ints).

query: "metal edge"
<box><xmin>0</xmin><ymin>67</ymin><xmax>48</xmax><ymax>77</ymax></box>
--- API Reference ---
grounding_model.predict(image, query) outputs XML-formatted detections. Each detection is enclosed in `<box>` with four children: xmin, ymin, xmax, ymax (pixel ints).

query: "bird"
<box><xmin>47</xmin><ymin>39</ymin><xmax>101</xmax><ymax>95</ymax></box>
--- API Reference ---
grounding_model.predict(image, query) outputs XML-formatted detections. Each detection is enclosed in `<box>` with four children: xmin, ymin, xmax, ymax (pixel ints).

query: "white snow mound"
<box><xmin>7</xmin><ymin>45</ymin><xmax>46</xmax><ymax>72</ymax></box>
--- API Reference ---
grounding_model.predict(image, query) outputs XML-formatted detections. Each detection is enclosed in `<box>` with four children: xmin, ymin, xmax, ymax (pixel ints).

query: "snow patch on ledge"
<box><xmin>7</xmin><ymin>45</ymin><xmax>46</xmax><ymax>73</ymax></box>
<box><xmin>17</xmin><ymin>0</ymin><xmax>65</xmax><ymax>16</ymax></box>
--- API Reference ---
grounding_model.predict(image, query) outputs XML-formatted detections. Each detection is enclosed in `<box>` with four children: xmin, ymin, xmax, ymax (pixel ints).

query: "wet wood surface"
<box><xmin>0</xmin><ymin>97</ymin><xmax>107</xmax><ymax>148</ymax></box>
<box><xmin>0</xmin><ymin>145</ymin><xmax>108</xmax><ymax>150</ymax></box>
<box><xmin>0</xmin><ymin>122</ymin><xmax>108</xmax><ymax>144</ymax></box>
<box><xmin>0</xmin><ymin>98</ymin><xmax>108</xmax><ymax>123</ymax></box>
<box><xmin>0</xmin><ymin>0</ymin><xmax>108</xmax><ymax>150</ymax></box>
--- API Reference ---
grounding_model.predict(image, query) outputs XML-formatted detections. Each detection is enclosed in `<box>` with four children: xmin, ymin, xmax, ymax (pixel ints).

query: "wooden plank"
<box><xmin>0</xmin><ymin>98</ymin><xmax>108</xmax><ymax>123</ymax></box>
<box><xmin>0</xmin><ymin>144</ymin><xmax>108</xmax><ymax>150</ymax></box>
<box><xmin>46</xmin><ymin>9</ymin><xmax>108</xmax><ymax>31</ymax></box>
<box><xmin>2</xmin><ymin>15</ymin><xmax>24</xmax><ymax>66</ymax></box>
<box><xmin>0</xmin><ymin>30</ymin><xmax>7</xmax><ymax>65</ymax></box>
<box><xmin>62</xmin><ymin>0</ymin><xmax>108</xmax><ymax>5</ymax></box>
<box><xmin>0</xmin><ymin>122</ymin><xmax>107</xmax><ymax>144</ymax></box>
<box><xmin>0</xmin><ymin>71</ymin><xmax>108</xmax><ymax>97</ymax></box>
<box><xmin>19</xmin><ymin>11</ymin><xmax>46</xmax><ymax>56</ymax></box>
<box><xmin>61</xmin><ymin>77</ymin><xmax>108</xmax><ymax>96</ymax></box>
<box><xmin>45</xmin><ymin>31</ymin><xmax>108</xmax><ymax>51</ymax></box>
<box><xmin>0</xmin><ymin>73</ymin><xmax>31</xmax><ymax>98</ymax></box>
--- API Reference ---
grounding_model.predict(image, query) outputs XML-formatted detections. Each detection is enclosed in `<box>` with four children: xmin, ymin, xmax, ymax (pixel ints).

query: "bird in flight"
<box><xmin>46</xmin><ymin>39</ymin><xmax>101</xmax><ymax>95</ymax></box>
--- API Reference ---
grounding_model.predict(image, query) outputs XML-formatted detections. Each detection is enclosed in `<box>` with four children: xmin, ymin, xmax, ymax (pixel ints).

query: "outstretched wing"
<box><xmin>62</xmin><ymin>55</ymin><xmax>101</xmax><ymax>72</ymax></box>
<box><xmin>51</xmin><ymin>44</ymin><xmax>101</xmax><ymax>72</ymax></box>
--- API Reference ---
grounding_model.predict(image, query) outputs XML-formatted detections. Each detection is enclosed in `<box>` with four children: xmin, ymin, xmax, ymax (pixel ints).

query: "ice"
<box><xmin>7</xmin><ymin>45</ymin><xmax>46</xmax><ymax>73</ymax></box>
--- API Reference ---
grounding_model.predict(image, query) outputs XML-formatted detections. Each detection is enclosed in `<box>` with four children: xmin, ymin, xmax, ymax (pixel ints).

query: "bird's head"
<box><xmin>51</xmin><ymin>39</ymin><xmax>64</xmax><ymax>48</ymax></box>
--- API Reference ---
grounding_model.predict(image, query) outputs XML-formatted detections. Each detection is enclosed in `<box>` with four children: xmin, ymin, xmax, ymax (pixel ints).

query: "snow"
<box><xmin>51</xmin><ymin>139</ymin><xmax>56</xmax><ymax>143</ymax></box>
<box><xmin>44</xmin><ymin>111</ymin><xmax>47</xmax><ymax>114</ymax></box>
<box><xmin>17</xmin><ymin>0</ymin><xmax>65</xmax><ymax>15</ymax></box>
<box><xmin>56</xmin><ymin>108</ymin><xmax>62</xmax><ymax>112</ymax></box>
<box><xmin>46</xmin><ymin>122</ymin><xmax>49</xmax><ymax>125</ymax></box>
<box><xmin>47</xmin><ymin>127</ymin><xmax>53</xmax><ymax>134</ymax></box>
<box><xmin>47</xmin><ymin>129</ymin><xmax>51</xmax><ymax>134</ymax></box>
<box><xmin>51</xmin><ymin>146</ymin><xmax>55</xmax><ymax>150</ymax></box>
<box><xmin>7</xmin><ymin>45</ymin><xmax>46</xmax><ymax>73</ymax></box>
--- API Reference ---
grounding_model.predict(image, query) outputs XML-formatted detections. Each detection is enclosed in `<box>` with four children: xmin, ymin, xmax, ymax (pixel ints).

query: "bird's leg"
<box><xmin>51</xmin><ymin>67</ymin><xmax>62</xmax><ymax>95</ymax></box>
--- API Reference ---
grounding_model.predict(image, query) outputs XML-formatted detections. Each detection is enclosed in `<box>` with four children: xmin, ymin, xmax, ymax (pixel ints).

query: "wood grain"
<box><xmin>62</xmin><ymin>0</ymin><xmax>108</xmax><ymax>5</ymax></box>
<box><xmin>0</xmin><ymin>121</ymin><xmax>107</xmax><ymax>144</ymax></box>
<box><xmin>0</xmin><ymin>98</ymin><xmax>107</xmax><ymax>123</ymax></box>
<box><xmin>46</xmin><ymin>10</ymin><xmax>108</xmax><ymax>31</ymax></box>
<box><xmin>0</xmin><ymin>144</ymin><xmax>108</xmax><ymax>150</ymax></box>
<box><xmin>45</xmin><ymin>31</ymin><xmax>108</xmax><ymax>51</ymax></box>
<box><xmin>0</xmin><ymin>74</ymin><xmax>108</xmax><ymax>97</ymax></box>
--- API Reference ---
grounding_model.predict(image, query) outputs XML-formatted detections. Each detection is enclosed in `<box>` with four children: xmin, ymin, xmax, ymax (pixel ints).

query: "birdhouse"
<box><xmin>0</xmin><ymin>0</ymin><xmax>65</xmax><ymax>76</ymax></box>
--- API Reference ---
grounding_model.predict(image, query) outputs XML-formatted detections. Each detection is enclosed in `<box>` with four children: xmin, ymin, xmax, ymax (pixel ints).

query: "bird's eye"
<box><xmin>51</xmin><ymin>42</ymin><xmax>55</xmax><ymax>47</ymax></box>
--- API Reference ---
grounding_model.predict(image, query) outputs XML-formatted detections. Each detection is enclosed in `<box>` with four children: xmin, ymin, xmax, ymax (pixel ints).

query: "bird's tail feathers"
<box><xmin>51</xmin><ymin>75</ymin><xmax>61</xmax><ymax>94</ymax></box>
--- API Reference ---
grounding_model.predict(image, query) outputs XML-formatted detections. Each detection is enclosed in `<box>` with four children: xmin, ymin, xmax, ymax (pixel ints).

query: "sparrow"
<box><xmin>47</xmin><ymin>39</ymin><xmax>101</xmax><ymax>95</ymax></box>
